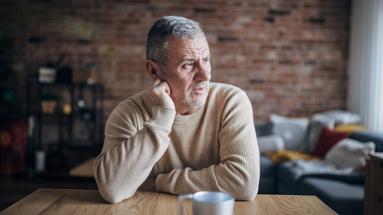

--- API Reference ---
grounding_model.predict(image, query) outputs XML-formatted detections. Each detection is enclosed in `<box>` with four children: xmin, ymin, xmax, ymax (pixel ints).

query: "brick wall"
<box><xmin>0</xmin><ymin>0</ymin><xmax>350</xmax><ymax>122</ymax></box>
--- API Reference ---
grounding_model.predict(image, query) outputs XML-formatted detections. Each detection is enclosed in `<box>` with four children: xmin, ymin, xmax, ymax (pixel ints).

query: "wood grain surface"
<box><xmin>0</xmin><ymin>189</ymin><xmax>337</xmax><ymax>215</ymax></box>
<box><xmin>69</xmin><ymin>159</ymin><xmax>94</xmax><ymax>178</ymax></box>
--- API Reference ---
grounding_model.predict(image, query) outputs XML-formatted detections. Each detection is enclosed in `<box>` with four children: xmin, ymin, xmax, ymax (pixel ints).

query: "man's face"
<box><xmin>158</xmin><ymin>33</ymin><xmax>211</xmax><ymax>114</ymax></box>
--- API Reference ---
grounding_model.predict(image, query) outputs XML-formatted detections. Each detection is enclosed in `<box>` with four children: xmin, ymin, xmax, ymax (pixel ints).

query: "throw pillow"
<box><xmin>334</xmin><ymin>124</ymin><xmax>367</xmax><ymax>133</ymax></box>
<box><xmin>257</xmin><ymin>134</ymin><xmax>284</xmax><ymax>154</ymax></box>
<box><xmin>313</xmin><ymin>127</ymin><xmax>349</xmax><ymax>157</ymax></box>
<box><xmin>312</xmin><ymin>110</ymin><xmax>361</xmax><ymax>128</ymax></box>
<box><xmin>325</xmin><ymin>138</ymin><xmax>375</xmax><ymax>169</ymax></box>
<box><xmin>254</xmin><ymin>122</ymin><xmax>273</xmax><ymax>137</ymax></box>
<box><xmin>305</xmin><ymin>120</ymin><xmax>325</xmax><ymax>153</ymax></box>
<box><xmin>270</xmin><ymin>114</ymin><xmax>309</xmax><ymax>151</ymax></box>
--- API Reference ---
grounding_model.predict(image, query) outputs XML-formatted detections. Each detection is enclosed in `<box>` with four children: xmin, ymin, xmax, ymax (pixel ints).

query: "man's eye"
<box><xmin>183</xmin><ymin>62</ymin><xmax>194</xmax><ymax>68</ymax></box>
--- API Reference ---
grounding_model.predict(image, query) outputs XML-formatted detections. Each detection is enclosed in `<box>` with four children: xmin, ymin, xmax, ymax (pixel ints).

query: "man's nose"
<box><xmin>195</xmin><ymin>60</ymin><xmax>211</xmax><ymax>81</ymax></box>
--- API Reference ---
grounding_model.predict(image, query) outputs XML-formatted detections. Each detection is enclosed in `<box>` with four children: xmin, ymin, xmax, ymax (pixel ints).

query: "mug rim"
<box><xmin>192</xmin><ymin>191</ymin><xmax>234</xmax><ymax>203</ymax></box>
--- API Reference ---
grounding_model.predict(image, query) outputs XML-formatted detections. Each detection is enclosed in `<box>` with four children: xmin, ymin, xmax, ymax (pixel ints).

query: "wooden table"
<box><xmin>1</xmin><ymin>189</ymin><xmax>336</xmax><ymax>215</ymax></box>
<box><xmin>69</xmin><ymin>158</ymin><xmax>94</xmax><ymax>178</ymax></box>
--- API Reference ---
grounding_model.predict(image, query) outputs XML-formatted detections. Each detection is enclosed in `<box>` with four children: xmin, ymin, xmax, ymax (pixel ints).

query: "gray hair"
<box><xmin>146</xmin><ymin>16</ymin><xmax>204</xmax><ymax>65</ymax></box>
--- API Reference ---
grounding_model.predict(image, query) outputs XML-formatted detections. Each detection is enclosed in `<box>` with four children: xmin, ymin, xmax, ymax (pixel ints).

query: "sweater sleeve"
<box><xmin>94</xmin><ymin>102</ymin><xmax>176</xmax><ymax>203</ymax></box>
<box><xmin>155</xmin><ymin>91</ymin><xmax>260</xmax><ymax>200</ymax></box>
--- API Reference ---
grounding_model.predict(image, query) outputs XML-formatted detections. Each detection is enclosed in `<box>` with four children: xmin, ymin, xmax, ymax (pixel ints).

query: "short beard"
<box><xmin>181</xmin><ymin>81</ymin><xmax>209</xmax><ymax>108</ymax></box>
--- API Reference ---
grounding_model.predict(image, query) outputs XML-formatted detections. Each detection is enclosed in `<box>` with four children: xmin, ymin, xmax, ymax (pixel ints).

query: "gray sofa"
<box><xmin>258</xmin><ymin>131</ymin><xmax>383</xmax><ymax>215</ymax></box>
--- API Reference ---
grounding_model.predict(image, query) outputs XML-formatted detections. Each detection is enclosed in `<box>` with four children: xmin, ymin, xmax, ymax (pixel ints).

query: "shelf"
<box><xmin>28</xmin><ymin>81</ymin><xmax>103</xmax><ymax>88</ymax></box>
<box><xmin>28</xmin><ymin>109</ymin><xmax>97</xmax><ymax>117</ymax></box>
<box><xmin>26</xmin><ymin>78</ymin><xmax>104</xmax><ymax>174</ymax></box>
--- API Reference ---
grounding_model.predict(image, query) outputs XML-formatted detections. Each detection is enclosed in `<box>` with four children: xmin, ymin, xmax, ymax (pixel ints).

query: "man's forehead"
<box><xmin>167</xmin><ymin>34</ymin><xmax>210</xmax><ymax>60</ymax></box>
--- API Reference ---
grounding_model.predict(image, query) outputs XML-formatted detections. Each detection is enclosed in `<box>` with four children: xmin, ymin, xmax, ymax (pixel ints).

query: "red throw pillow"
<box><xmin>313</xmin><ymin>127</ymin><xmax>348</xmax><ymax>157</ymax></box>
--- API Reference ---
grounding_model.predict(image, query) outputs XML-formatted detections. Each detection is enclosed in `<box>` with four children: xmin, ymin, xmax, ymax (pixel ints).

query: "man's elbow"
<box><xmin>235</xmin><ymin>185</ymin><xmax>258</xmax><ymax>200</ymax></box>
<box><xmin>94</xmin><ymin>160</ymin><xmax>134</xmax><ymax>203</ymax></box>
<box><xmin>234</xmin><ymin>182</ymin><xmax>258</xmax><ymax>201</ymax></box>
<box><xmin>232</xmin><ymin>170</ymin><xmax>260</xmax><ymax>201</ymax></box>
<box><xmin>98</xmin><ymin>187</ymin><xmax>133</xmax><ymax>204</ymax></box>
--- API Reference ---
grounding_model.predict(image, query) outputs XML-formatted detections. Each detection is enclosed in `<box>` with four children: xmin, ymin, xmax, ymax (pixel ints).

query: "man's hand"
<box><xmin>145</xmin><ymin>78</ymin><xmax>175</xmax><ymax>110</ymax></box>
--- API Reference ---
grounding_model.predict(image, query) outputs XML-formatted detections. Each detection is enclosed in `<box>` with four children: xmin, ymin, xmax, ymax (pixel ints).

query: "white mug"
<box><xmin>178</xmin><ymin>191</ymin><xmax>234</xmax><ymax>215</ymax></box>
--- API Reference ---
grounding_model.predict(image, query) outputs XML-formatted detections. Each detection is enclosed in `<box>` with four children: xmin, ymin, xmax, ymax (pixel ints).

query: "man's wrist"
<box><xmin>149</xmin><ymin>106</ymin><xmax>176</xmax><ymax>131</ymax></box>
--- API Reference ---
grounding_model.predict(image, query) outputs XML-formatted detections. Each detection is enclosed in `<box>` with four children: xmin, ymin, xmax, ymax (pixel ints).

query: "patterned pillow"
<box><xmin>257</xmin><ymin>134</ymin><xmax>284</xmax><ymax>154</ymax></box>
<box><xmin>305</xmin><ymin>120</ymin><xmax>325</xmax><ymax>153</ymax></box>
<box><xmin>270</xmin><ymin>114</ymin><xmax>309</xmax><ymax>151</ymax></box>
<box><xmin>254</xmin><ymin>122</ymin><xmax>273</xmax><ymax>137</ymax></box>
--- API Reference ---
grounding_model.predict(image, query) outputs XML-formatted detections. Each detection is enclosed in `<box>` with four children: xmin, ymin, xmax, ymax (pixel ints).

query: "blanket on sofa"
<box><xmin>267</xmin><ymin>150</ymin><xmax>319</xmax><ymax>163</ymax></box>
<box><xmin>285</xmin><ymin>160</ymin><xmax>365</xmax><ymax>184</ymax></box>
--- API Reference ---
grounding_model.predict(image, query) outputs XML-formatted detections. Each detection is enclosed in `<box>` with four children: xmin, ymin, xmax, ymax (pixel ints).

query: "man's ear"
<box><xmin>145</xmin><ymin>59</ymin><xmax>160</xmax><ymax>79</ymax></box>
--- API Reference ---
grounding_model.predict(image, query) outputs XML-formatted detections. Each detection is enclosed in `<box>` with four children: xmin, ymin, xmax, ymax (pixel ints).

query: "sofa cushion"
<box><xmin>258</xmin><ymin>178</ymin><xmax>275</xmax><ymax>194</ymax></box>
<box><xmin>299</xmin><ymin>177</ymin><xmax>364</xmax><ymax>215</ymax></box>
<box><xmin>259</xmin><ymin>156</ymin><xmax>276</xmax><ymax>194</ymax></box>
<box><xmin>277</xmin><ymin>162</ymin><xmax>301</xmax><ymax>188</ymax></box>
<box><xmin>260</xmin><ymin>156</ymin><xmax>275</xmax><ymax>178</ymax></box>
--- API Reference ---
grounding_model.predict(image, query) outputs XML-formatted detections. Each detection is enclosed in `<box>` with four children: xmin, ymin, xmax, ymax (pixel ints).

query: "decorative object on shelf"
<box><xmin>72</xmin><ymin>62</ymin><xmax>100</xmax><ymax>84</ymax></box>
<box><xmin>62</xmin><ymin>103</ymin><xmax>72</xmax><ymax>115</ymax></box>
<box><xmin>85</xmin><ymin>62</ymin><xmax>100</xmax><ymax>85</ymax></box>
<box><xmin>56</xmin><ymin>65</ymin><xmax>73</xmax><ymax>84</ymax></box>
<box><xmin>38</xmin><ymin>67</ymin><xmax>56</xmax><ymax>83</ymax></box>
<box><xmin>35</xmin><ymin>150</ymin><xmax>45</xmax><ymax>172</ymax></box>
<box><xmin>41</xmin><ymin>93</ymin><xmax>58</xmax><ymax>113</ymax></box>
<box><xmin>56</xmin><ymin>53</ymin><xmax>73</xmax><ymax>84</ymax></box>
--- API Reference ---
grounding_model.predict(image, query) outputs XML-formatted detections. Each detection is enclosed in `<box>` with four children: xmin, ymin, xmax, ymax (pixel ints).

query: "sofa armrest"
<box><xmin>298</xmin><ymin>171</ymin><xmax>365</xmax><ymax>185</ymax></box>
<box><xmin>349</xmin><ymin>131</ymin><xmax>383</xmax><ymax>152</ymax></box>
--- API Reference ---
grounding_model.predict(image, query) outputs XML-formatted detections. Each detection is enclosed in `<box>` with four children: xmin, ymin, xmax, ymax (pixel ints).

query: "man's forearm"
<box><xmin>155</xmin><ymin>157</ymin><xmax>260</xmax><ymax>200</ymax></box>
<box><xmin>94</xmin><ymin>107</ymin><xmax>176</xmax><ymax>203</ymax></box>
<box><xmin>94</xmin><ymin>130</ymin><xmax>165</xmax><ymax>201</ymax></box>
<box><xmin>94</xmin><ymin>126</ymin><xmax>169</xmax><ymax>203</ymax></box>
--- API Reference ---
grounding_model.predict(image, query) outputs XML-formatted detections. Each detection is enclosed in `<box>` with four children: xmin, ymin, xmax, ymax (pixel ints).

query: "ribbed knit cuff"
<box><xmin>147</xmin><ymin>106</ymin><xmax>176</xmax><ymax>134</ymax></box>
<box><xmin>155</xmin><ymin>174</ymin><xmax>167</xmax><ymax>192</ymax></box>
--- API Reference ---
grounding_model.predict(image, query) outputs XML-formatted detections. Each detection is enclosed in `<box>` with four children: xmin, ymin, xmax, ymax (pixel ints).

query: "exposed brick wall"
<box><xmin>0</xmin><ymin>0</ymin><xmax>350</xmax><ymax>122</ymax></box>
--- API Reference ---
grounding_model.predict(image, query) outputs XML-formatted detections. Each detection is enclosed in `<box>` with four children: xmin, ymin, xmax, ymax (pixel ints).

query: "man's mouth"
<box><xmin>193</xmin><ymin>87</ymin><xmax>206</xmax><ymax>95</ymax></box>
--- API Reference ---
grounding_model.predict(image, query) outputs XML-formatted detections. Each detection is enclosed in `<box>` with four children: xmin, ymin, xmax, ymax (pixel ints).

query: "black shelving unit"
<box><xmin>26</xmin><ymin>80</ymin><xmax>103</xmax><ymax>176</ymax></box>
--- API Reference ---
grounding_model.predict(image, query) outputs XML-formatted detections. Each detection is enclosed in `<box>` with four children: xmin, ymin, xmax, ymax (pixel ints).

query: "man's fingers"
<box><xmin>156</xmin><ymin>81</ymin><xmax>171</xmax><ymax>95</ymax></box>
<box><xmin>151</xmin><ymin>78</ymin><xmax>161</xmax><ymax>87</ymax></box>
<box><xmin>146</xmin><ymin>79</ymin><xmax>175</xmax><ymax>110</ymax></box>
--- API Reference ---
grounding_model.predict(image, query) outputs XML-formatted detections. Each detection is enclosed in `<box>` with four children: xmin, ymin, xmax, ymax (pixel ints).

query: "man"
<box><xmin>94</xmin><ymin>16</ymin><xmax>260</xmax><ymax>203</ymax></box>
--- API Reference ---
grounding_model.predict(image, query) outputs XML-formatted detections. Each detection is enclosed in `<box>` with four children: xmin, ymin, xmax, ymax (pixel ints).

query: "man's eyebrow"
<box><xmin>178</xmin><ymin>54</ymin><xmax>210</xmax><ymax>63</ymax></box>
<box><xmin>177</xmin><ymin>57</ymin><xmax>195</xmax><ymax>64</ymax></box>
<box><xmin>203</xmin><ymin>55</ymin><xmax>210</xmax><ymax>59</ymax></box>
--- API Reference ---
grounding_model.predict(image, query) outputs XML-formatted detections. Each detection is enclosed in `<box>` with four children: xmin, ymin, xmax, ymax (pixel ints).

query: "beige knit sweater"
<box><xmin>94</xmin><ymin>82</ymin><xmax>260</xmax><ymax>203</ymax></box>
